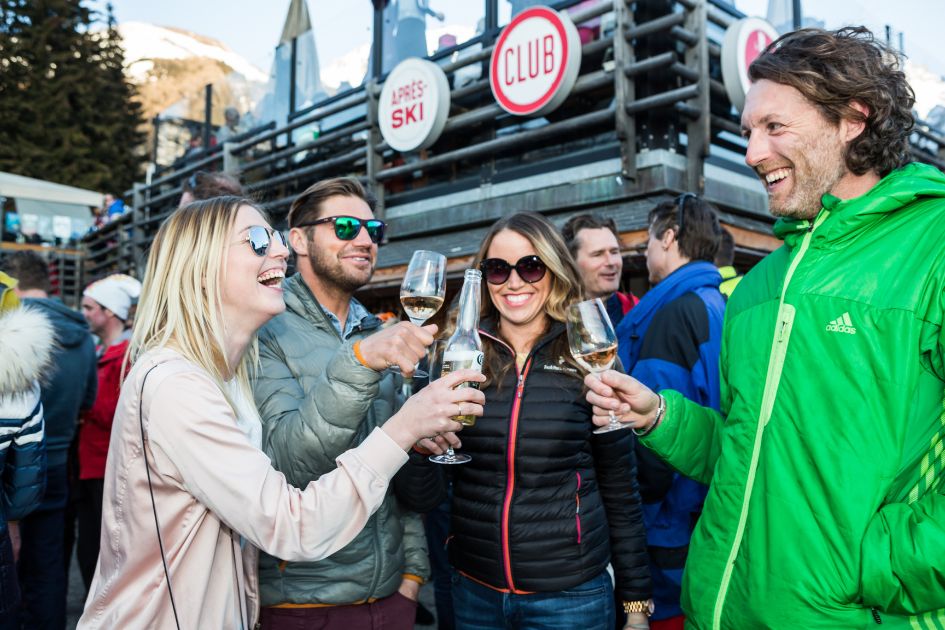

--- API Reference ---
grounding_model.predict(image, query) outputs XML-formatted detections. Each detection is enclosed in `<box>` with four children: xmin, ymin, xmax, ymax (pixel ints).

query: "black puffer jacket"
<box><xmin>443</xmin><ymin>320</ymin><xmax>650</xmax><ymax>601</ymax></box>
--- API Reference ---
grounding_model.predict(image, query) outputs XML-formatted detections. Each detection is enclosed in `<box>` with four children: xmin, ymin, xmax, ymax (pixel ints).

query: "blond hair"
<box><xmin>128</xmin><ymin>196</ymin><xmax>260</xmax><ymax>401</ymax></box>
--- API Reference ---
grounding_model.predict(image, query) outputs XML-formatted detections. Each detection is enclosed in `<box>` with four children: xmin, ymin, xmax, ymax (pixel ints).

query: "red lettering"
<box><xmin>516</xmin><ymin>43</ymin><xmax>525</xmax><ymax>83</ymax></box>
<box><xmin>405</xmin><ymin>104</ymin><xmax>418</xmax><ymax>125</ymax></box>
<box><xmin>543</xmin><ymin>35</ymin><xmax>555</xmax><ymax>74</ymax></box>
<box><xmin>392</xmin><ymin>109</ymin><xmax>403</xmax><ymax>129</ymax></box>
<box><xmin>528</xmin><ymin>39</ymin><xmax>539</xmax><ymax>79</ymax></box>
<box><xmin>504</xmin><ymin>48</ymin><xmax>514</xmax><ymax>86</ymax></box>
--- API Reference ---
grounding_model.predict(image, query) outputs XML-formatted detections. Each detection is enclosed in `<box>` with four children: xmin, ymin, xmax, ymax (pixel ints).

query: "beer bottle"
<box><xmin>440</xmin><ymin>268</ymin><xmax>483</xmax><ymax>426</ymax></box>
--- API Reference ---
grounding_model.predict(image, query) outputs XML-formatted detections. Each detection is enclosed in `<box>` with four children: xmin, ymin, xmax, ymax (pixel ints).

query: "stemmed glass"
<box><xmin>427</xmin><ymin>342</ymin><xmax>473</xmax><ymax>465</ymax></box>
<box><xmin>566</xmin><ymin>298</ymin><xmax>626</xmax><ymax>434</ymax></box>
<box><xmin>398</xmin><ymin>250</ymin><xmax>447</xmax><ymax>379</ymax></box>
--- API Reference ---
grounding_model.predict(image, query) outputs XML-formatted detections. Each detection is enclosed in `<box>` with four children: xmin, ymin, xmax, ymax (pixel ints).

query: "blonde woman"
<box><xmin>413</xmin><ymin>213</ymin><xmax>652</xmax><ymax>630</ymax></box>
<box><xmin>78</xmin><ymin>197</ymin><xmax>484</xmax><ymax>629</ymax></box>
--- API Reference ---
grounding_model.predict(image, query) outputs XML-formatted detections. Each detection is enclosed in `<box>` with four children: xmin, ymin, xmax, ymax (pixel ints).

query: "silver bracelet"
<box><xmin>633</xmin><ymin>393</ymin><xmax>665</xmax><ymax>437</ymax></box>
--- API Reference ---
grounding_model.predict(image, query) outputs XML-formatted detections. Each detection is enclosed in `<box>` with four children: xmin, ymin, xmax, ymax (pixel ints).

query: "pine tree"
<box><xmin>0</xmin><ymin>0</ymin><xmax>144</xmax><ymax>194</ymax></box>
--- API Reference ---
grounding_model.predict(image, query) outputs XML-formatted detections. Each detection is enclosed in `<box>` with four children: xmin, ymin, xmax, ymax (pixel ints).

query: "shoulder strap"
<box><xmin>138</xmin><ymin>364</ymin><xmax>181</xmax><ymax>630</ymax></box>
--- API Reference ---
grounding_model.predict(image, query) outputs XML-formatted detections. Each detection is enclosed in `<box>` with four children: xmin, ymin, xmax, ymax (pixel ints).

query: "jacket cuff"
<box><xmin>402</xmin><ymin>573</ymin><xmax>425</xmax><ymax>585</ymax></box>
<box><xmin>341</xmin><ymin>427</ymin><xmax>409</xmax><ymax>482</ymax></box>
<box><xmin>639</xmin><ymin>389</ymin><xmax>682</xmax><ymax>456</ymax></box>
<box><xmin>328</xmin><ymin>340</ymin><xmax>384</xmax><ymax>385</ymax></box>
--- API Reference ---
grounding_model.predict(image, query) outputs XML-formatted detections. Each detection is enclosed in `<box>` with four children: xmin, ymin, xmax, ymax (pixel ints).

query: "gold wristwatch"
<box><xmin>623</xmin><ymin>599</ymin><xmax>654</xmax><ymax>616</ymax></box>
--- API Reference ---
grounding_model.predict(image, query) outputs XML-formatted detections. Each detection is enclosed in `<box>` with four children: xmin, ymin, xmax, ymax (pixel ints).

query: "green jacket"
<box><xmin>252</xmin><ymin>273</ymin><xmax>429</xmax><ymax>606</ymax></box>
<box><xmin>643</xmin><ymin>163</ymin><xmax>945</xmax><ymax>629</ymax></box>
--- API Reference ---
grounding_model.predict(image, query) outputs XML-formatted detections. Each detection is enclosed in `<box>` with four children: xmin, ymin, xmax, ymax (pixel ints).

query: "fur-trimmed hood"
<box><xmin>0</xmin><ymin>305</ymin><xmax>55</xmax><ymax>395</ymax></box>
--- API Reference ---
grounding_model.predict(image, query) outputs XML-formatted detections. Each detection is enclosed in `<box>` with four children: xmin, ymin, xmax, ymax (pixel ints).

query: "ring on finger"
<box><xmin>455</xmin><ymin>403</ymin><xmax>464</xmax><ymax>417</ymax></box>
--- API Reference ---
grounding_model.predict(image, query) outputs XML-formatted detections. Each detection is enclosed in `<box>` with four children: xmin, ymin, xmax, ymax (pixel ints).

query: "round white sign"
<box><xmin>490</xmin><ymin>7</ymin><xmax>581</xmax><ymax>117</ymax></box>
<box><xmin>721</xmin><ymin>17</ymin><xmax>780</xmax><ymax>113</ymax></box>
<box><xmin>379</xmin><ymin>58</ymin><xmax>451</xmax><ymax>152</ymax></box>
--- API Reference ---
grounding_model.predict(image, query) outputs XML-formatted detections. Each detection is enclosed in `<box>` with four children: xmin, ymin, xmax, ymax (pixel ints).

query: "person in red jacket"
<box><xmin>77</xmin><ymin>274</ymin><xmax>140</xmax><ymax>592</ymax></box>
<box><xmin>562</xmin><ymin>213</ymin><xmax>639</xmax><ymax>328</ymax></box>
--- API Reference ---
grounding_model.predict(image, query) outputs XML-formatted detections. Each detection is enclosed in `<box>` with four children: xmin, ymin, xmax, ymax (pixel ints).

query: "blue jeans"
<box><xmin>18</xmin><ymin>463</ymin><xmax>68</xmax><ymax>629</ymax></box>
<box><xmin>425</xmin><ymin>493</ymin><xmax>454</xmax><ymax>630</ymax></box>
<box><xmin>452</xmin><ymin>570</ymin><xmax>615</xmax><ymax>630</ymax></box>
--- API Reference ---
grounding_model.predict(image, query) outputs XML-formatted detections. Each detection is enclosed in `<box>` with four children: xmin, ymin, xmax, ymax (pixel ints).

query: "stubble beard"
<box><xmin>306</xmin><ymin>241</ymin><xmax>374</xmax><ymax>294</ymax></box>
<box><xmin>769</xmin><ymin>131</ymin><xmax>848</xmax><ymax>221</ymax></box>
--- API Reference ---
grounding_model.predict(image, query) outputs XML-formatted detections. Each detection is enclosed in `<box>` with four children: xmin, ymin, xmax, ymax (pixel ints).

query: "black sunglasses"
<box><xmin>237</xmin><ymin>225</ymin><xmax>288</xmax><ymax>257</ymax></box>
<box><xmin>295</xmin><ymin>215</ymin><xmax>386</xmax><ymax>244</ymax></box>
<box><xmin>675</xmin><ymin>192</ymin><xmax>698</xmax><ymax>238</ymax></box>
<box><xmin>479</xmin><ymin>255</ymin><xmax>547</xmax><ymax>285</ymax></box>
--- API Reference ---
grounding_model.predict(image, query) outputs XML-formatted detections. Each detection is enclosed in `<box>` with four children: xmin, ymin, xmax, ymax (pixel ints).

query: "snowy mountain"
<box><xmin>116</xmin><ymin>21</ymin><xmax>268</xmax><ymax>127</ymax></box>
<box><xmin>120</xmin><ymin>22</ymin><xmax>268</xmax><ymax>84</ymax></box>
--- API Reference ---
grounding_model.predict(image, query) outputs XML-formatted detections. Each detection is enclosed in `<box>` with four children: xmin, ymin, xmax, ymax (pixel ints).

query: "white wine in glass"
<box><xmin>401</xmin><ymin>294</ymin><xmax>445</xmax><ymax>325</ymax></box>
<box><xmin>398</xmin><ymin>250</ymin><xmax>447</xmax><ymax>378</ymax></box>
<box><xmin>566</xmin><ymin>298</ymin><xmax>628</xmax><ymax>434</ymax></box>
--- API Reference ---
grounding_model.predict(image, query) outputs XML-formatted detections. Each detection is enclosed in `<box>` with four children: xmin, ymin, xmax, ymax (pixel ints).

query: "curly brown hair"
<box><xmin>748</xmin><ymin>26</ymin><xmax>915</xmax><ymax>177</ymax></box>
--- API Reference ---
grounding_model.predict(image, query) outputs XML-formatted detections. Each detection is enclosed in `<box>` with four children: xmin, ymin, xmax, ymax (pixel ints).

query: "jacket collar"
<box><xmin>774</xmin><ymin>163</ymin><xmax>945</xmax><ymax>250</ymax></box>
<box><xmin>0</xmin><ymin>306</ymin><xmax>55</xmax><ymax>394</ymax></box>
<box><xmin>282</xmin><ymin>273</ymin><xmax>381</xmax><ymax>338</ymax></box>
<box><xmin>616</xmin><ymin>261</ymin><xmax>721</xmax><ymax>373</ymax></box>
<box><xmin>479</xmin><ymin>316</ymin><xmax>566</xmax><ymax>358</ymax></box>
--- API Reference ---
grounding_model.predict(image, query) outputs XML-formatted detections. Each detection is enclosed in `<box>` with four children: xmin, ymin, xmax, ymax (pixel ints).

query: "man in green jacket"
<box><xmin>252</xmin><ymin>177</ymin><xmax>435</xmax><ymax>628</ymax></box>
<box><xmin>585</xmin><ymin>27</ymin><xmax>945</xmax><ymax>629</ymax></box>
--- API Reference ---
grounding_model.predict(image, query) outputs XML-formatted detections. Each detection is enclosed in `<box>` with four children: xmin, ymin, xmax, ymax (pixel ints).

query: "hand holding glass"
<box><xmin>398</xmin><ymin>250</ymin><xmax>447</xmax><ymax>378</ymax></box>
<box><xmin>566</xmin><ymin>298</ymin><xmax>627</xmax><ymax>434</ymax></box>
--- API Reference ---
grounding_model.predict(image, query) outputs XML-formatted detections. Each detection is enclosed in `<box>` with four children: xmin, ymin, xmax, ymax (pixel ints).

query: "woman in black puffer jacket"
<box><xmin>403</xmin><ymin>213</ymin><xmax>652</xmax><ymax>630</ymax></box>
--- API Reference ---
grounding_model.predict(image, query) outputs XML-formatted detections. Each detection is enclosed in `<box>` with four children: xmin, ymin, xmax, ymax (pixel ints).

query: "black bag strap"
<box><xmin>138</xmin><ymin>364</ymin><xmax>182</xmax><ymax>630</ymax></box>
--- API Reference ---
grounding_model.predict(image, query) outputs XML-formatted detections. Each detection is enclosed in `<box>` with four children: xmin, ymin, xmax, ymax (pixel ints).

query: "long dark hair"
<box><xmin>440</xmin><ymin>213</ymin><xmax>586</xmax><ymax>388</ymax></box>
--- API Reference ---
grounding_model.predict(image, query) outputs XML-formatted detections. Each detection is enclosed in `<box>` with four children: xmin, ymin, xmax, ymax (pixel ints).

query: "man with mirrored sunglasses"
<box><xmin>251</xmin><ymin>178</ymin><xmax>434</xmax><ymax>629</ymax></box>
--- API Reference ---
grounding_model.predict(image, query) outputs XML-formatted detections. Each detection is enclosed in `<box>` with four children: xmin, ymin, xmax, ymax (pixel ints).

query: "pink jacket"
<box><xmin>78</xmin><ymin>349</ymin><xmax>408</xmax><ymax>629</ymax></box>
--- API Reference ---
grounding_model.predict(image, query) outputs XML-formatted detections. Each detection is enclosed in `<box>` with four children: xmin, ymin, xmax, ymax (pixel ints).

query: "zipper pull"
<box><xmin>870</xmin><ymin>608</ymin><xmax>882</xmax><ymax>624</ymax></box>
<box><xmin>517</xmin><ymin>373</ymin><xmax>525</xmax><ymax>399</ymax></box>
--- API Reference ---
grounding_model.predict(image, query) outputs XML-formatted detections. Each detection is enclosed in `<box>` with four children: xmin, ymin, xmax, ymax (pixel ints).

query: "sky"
<box><xmin>93</xmin><ymin>0</ymin><xmax>945</xmax><ymax>78</ymax></box>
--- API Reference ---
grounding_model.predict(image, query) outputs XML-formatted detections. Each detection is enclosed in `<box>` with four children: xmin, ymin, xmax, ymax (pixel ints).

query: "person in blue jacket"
<box><xmin>6</xmin><ymin>251</ymin><xmax>97</xmax><ymax>626</ymax></box>
<box><xmin>614</xmin><ymin>194</ymin><xmax>725</xmax><ymax>628</ymax></box>
<box><xmin>0</xmin><ymin>272</ymin><xmax>52</xmax><ymax>629</ymax></box>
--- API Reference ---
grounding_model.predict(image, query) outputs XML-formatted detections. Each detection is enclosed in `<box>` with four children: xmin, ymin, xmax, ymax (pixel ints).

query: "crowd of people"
<box><xmin>1</xmin><ymin>25</ymin><xmax>945</xmax><ymax>630</ymax></box>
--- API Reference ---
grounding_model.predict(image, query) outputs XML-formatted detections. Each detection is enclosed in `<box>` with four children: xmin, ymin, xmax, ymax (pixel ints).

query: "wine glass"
<box><xmin>428</xmin><ymin>342</ymin><xmax>473</xmax><ymax>465</ymax></box>
<box><xmin>566</xmin><ymin>298</ymin><xmax>626</xmax><ymax>434</ymax></box>
<box><xmin>398</xmin><ymin>250</ymin><xmax>447</xmax><ymax>379</ymax></box>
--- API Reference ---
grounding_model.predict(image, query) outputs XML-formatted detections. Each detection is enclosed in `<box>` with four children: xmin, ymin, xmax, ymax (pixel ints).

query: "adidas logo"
<box><xmin>826</xmin><ymin>312</ymin><xmax>857</xmax><ymax>335</ymax></box>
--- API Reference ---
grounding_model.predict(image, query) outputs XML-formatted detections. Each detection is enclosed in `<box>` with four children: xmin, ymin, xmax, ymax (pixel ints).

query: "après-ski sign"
<box><xmin>490</xmin><ymin>7</ymin><xmax>581</xmax><ymax>117</ymax></box>
<box><xmin>379</xmin><ymin>58</ymin><xmax>451</xmax><ymax>152</ymax></box>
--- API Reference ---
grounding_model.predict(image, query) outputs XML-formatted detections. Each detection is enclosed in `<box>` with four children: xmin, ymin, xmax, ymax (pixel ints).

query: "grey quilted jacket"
<box><xmin>252</xmin><ymin>273</ymin><xmax>429</xmax><ymax>606</ymax></box>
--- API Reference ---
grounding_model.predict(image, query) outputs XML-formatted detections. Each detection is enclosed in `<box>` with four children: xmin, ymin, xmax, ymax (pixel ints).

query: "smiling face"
<box><xmin>484</xmin><ymin>229</ymin><xmax>551</xmax><ymax>338</ymax></box>
<box><xmin>300</xmin><ymin>195</ymin><xmax>377</xmax><ymax>294</ymax></box>
<box><xmin>573</xmin><ymin>227</ymin><xmax>622</xmax><ymax>299</ymax></box>
<box><xmin>221</xmin><ymin>205</ymin><xmax>288</xmax><ymax>334</ymax></box>
<box><xmin>741</xmin><ymin>79</ymin><xmax>850</xmax><ymax>220</ymax></box>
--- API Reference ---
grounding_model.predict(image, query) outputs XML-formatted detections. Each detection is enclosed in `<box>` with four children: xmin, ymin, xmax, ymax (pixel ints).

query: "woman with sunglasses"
<box><xmin>420</xmin><ymin>213</ymin><xmax>652</xmax><ymax>629</ymax></box>
<box><xmin>78</xmin><ymin>197</ymin><xmax>484</xmax><ymax>629</ymax></box>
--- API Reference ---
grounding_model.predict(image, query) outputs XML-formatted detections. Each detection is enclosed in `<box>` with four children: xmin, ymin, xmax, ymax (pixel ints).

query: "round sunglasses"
<box><xmin>237</xmin><ymin>225</ymin><xmax>288</xmax><ymax>257</ymax></box>
<box><xmin>295</xmin><ymin>215</ymin><xmax>386</xmax><ymax>244</ymax></box>
<box><xmin>479</xmin><ymin>255</ymin><xmax>547</xmax><ymax>285</ymax></box>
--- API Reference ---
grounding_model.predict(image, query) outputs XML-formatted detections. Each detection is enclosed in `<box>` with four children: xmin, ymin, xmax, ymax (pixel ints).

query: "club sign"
<box><xmin>379</xmin><ymin>58</ymin><xmax>451</xmax><ymax>152</ymax></box>
<box><xmin>490</xmin><ymin>7</ymin><xmax>581</xmax><ymax>117</ymax></box>
<box><xmin>721</xmin><ymin>17</ymin><xmax>780</xmax><ymax>112</ymax></box>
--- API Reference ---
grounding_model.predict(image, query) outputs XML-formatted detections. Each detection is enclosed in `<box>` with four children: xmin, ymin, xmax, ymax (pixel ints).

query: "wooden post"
<box><xmin>613</xmin><ymin>0</ymin><xmax>637</xmax><ymax>181</ymax></box>
<box><xmin>684</xmin><ymin>0</ymin><xmax>709</xmax><ymax>194</ymax></box>
<box><xmin>365</xmin><ymin>79</ymin><xmax>386</xmax><ymax>220</ymax></box>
